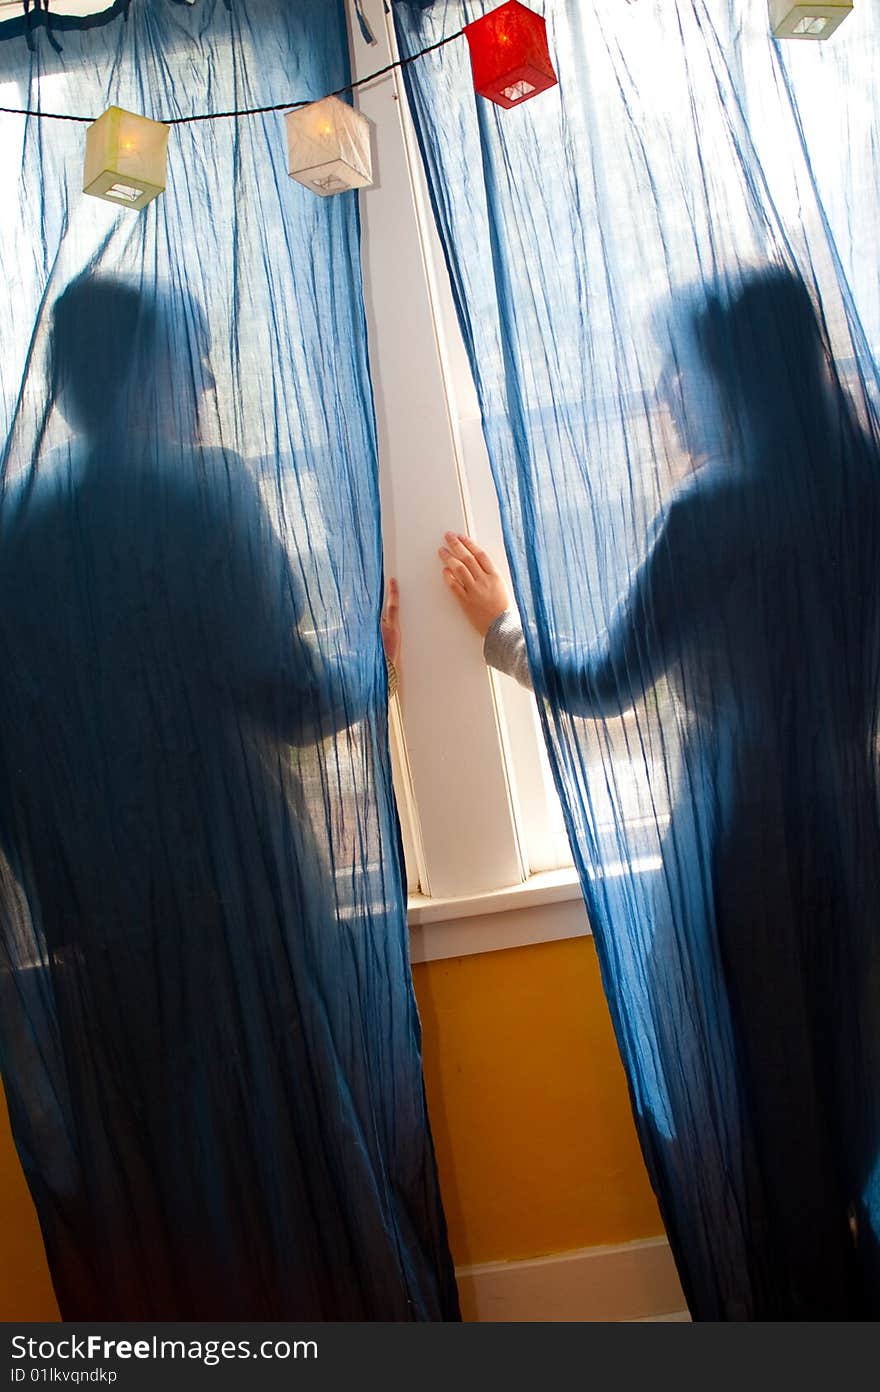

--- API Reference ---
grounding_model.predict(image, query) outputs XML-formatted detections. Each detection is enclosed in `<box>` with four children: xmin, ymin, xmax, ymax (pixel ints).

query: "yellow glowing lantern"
<box><xmin>769</xmin><ymin>0</ymin><xmax>852</xmax><ymax>40</ymax></box>
<box><xmin>285</xmin><ymin>95</ymin><xmax>372</xmax><ymax>197</ymax></box>
<box><xmin>83</xmin><ymin>106</ymin><xmax>170</xmax><ymax>211</ymax></box>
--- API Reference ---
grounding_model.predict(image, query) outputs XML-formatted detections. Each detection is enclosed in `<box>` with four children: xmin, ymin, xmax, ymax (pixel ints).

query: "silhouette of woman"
<box><xmin>440</xmin><ymin>266</ymin><xmax>880</xmax><ymax>1318</ymax></box>
<box><xmin>0</xmin><ymin>275</ymin><xmax>457</xmax><ymax>1320</ymax></box>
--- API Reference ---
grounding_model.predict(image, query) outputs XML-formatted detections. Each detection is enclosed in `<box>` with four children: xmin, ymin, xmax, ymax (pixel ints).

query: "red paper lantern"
<box><xmin>463</xmin><ymin>2</ymin><xmax>558</xmax><ymax>110</ymax></box>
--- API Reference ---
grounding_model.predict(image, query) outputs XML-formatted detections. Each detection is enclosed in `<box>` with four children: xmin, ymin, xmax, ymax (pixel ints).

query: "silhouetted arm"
<box><xmin>201</xmin><ymin>453</ymin><xmax>371</xmax><ymax>745</ymax></box>
<box><xmin>241</xmin><ymin>591</ymin><xmax>368</xmax><ymax>747</ymax></box>
<box><xmin>485</xmin><ymin>502</ymin><xmax>688</xmax><ymax>718</ymax></box>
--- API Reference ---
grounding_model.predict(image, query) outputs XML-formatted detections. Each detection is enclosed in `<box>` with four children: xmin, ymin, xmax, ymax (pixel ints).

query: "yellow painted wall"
<box><xmin>412</xmin><ymin>936</ymin><xmax>663</xmax><ymax>1267</ymax></box>
<box><xmin>0</xmin><ymin>1084</ymin><xmax>59</xmax><ymax>1319</ymax></box>
<box><xmin>0</xmin><ymin>933</ymin><xmax>660</xmax><ymax>1318</ymax></box>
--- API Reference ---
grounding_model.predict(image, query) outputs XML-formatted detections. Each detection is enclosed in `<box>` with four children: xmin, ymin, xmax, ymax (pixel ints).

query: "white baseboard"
<box><xmin>455</xmin><ymin>1237</ymin><xmax>689</xmax><ymax>1322</ymax></box>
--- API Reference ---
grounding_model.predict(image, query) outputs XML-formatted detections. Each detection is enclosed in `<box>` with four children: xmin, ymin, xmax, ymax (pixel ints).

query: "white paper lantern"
<box><xmin>83</xmin><ymin>106</ymin><xmax>170</xmax><ymax>211</ymax></box>
<box><xmin>769</xmin><ymin>0</ymin><xmax>852</xmax><ymax>40</ymax></box>
<box><xmin>285</xmin><ymin>96</ymin><xmax>372</xmax><ymax>197</ymax></box>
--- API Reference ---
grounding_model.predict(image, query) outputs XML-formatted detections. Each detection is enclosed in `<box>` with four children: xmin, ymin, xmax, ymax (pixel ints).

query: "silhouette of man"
<box><xmin>0</xmin><ymin>275</ymin><xmax>456</xmax><ymax>1320</ymax></box>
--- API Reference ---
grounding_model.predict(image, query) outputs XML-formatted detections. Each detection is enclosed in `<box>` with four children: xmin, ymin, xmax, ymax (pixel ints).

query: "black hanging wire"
<box><xmin>23</xmin><ymin>0</ymin><xmax>62</xmax><ymax>55</ymax></box>
<box><xmin>12</xmin><ymin>0</ymin><xmax>131</xmax><ymax>53</ymax></box>
<box><xmin>0</xmin><ymin>21</ymin><xmax>465</xmax><ymax>125</ymax></box>
<box><xmin>353</xmin><ymin>0</ymin><xmax>378</xmax><ymax>46</ymax></box>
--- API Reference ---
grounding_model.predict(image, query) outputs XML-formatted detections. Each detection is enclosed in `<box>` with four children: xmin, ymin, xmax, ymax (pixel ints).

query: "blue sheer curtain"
<box><xmin>0</xmin><ymin>0</ymin><xmax>458</xmax><ymax>1320</ymax></box>
<box><xmin>393</xmin><ymin>0</ymin><xmax>880</xmax><ymax>1319</ymax></box>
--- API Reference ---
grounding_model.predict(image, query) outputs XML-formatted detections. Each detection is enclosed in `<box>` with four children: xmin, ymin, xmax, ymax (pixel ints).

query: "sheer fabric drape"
<box><xmin>393</xmin><ymin>0</ymin><xmax>880</xmax><ymax>1318</ymax></box>
<box><xmin>0</xmin><ymin>0</ymin><xmax>457</xmax><ymax>1321</ymax></box>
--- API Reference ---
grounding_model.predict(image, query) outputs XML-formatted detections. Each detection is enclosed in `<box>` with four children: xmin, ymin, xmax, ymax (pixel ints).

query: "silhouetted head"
<box><xmin>659</xmin><ymin>266</ymin><xmax>831</xmax><ymax>471</ymax></box>
<box><xmin>51</xmin><ymin>276</ymin><xmax>146</xmax><ymax>434</ymax></box>
<box><xmin>656</xmin><ymin>284</ymin><xmax>728</xmax><ymax>467</ymax></box>
<box><xmin>50</xmin><ymin>274</ymin><xmax>213</xmax><ymax>443</ymax></box>
<box><xmin>698</xmin><ymin>267</ymin><xmax>826</xmax><ymax>426</ymax></box>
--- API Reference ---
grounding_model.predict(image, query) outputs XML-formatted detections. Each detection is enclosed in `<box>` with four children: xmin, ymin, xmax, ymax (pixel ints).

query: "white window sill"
<box><xmin>407</xmin><ymin>867</ymin><xmax>590</xmax><ymax>964</ymax></box>
<box><xmin>407</xmin><ymin>853</ymin><xmax>664</xmax><ymax>963</ymax></box>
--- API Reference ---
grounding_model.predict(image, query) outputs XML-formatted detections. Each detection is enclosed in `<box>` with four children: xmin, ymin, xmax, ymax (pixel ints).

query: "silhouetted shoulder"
<box><xmin>181</xmin><ymin>446</ymin><xmax>297</xmax><ymax>592</ymax></box>
<box><xmin>646</xmin><ymin>471</ymin><xmax>741</xmax><ymax>596</ymax></box>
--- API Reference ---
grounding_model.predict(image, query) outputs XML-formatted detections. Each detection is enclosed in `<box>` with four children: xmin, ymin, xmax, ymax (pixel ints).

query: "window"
<box><xmin>350</xmin><ymin>1</ymin><xmax>677</xmax><ymax>946</ymax></box>
<box><xmin>349</xmin><ymin>1</ymin><xmax>577</xmax><ymax>916</ymax></box>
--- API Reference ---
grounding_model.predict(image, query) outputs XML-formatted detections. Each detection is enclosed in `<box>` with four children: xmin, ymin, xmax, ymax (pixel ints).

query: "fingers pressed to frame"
<box><xmin>384</xmin><ymin>577</ymin><xmax>399</xmax><ymax>619</ymax></box>
<box><xmin>437</xmin><ymin>545</ymin><xmax>461</xmax><ymax>578</ymax></box>
<box><xmin>442</xmin><ymin>554</ymin><xmax>474</xmax><ymax>587</ymax></box>
<box><xmin>443</xmin><ymin>533</ymin><xmax>483</xmax><ymax>581</ymax></box>
<box><xmin>457</xmin><ymin>535</ymin><xmax>496</xmax><ymax>575</ymax></box>
<box><xmin>442</xmin><ymin>569</ymin><xmax>466</xmax><ymax>593</ymax></box>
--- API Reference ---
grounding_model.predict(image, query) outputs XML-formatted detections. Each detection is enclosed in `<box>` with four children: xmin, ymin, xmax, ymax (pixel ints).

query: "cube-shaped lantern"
<box><xmin>285</xmin><ymin>96</ymin><xmax>372</xmax><ymax>197</ymax></box>
<box><xmin>464</xmin><ymin>1</ymin><xmax>558</xmax><ymax>109</ymax></box>
<box><xmin>83</xmin><ymin>106</ymin><xmax>170</xmax><ymax>211</ymax></box>
<box><xmin>769</xmin><ymin>0</ymin><xmax>852</xmax><ymax>39</ymax></box>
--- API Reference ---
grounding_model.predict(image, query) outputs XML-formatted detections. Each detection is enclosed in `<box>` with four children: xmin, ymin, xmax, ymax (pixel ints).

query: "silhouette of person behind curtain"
<box><xmin>595</xmin><ymin>268</ymin><xmax>880</xmax><ymax>1317</ymax></box>
<box><xmin>0</xmin><ymin>276</ymin><xmax>456</xmax><ymax>1320</ymax></box>
<box><xmin>448</xmin><ymin>266</ymin><xmax>880</xmax><ymax>1317</ymax></box>
<box><xmin>628</xmin><ymin>268</ymin><xmax>880</xmax><ymax>1318</ymax></box>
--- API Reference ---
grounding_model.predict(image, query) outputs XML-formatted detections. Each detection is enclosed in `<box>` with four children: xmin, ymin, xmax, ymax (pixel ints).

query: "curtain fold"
<box><xmin>0</xmin><ymin>0</ymin><xmax>458</xmax><ymax>1321</ymax></box>
<box><xmin>393</xmin><ymin>0</ymin><xmax>880</xmax><ymax>1319</ymax></box>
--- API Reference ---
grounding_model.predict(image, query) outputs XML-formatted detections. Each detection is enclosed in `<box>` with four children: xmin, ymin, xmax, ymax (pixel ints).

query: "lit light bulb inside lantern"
<box><xmin>285</xmin><ymin>95</ymin><xmax>373</xmax><ymax>198</ymax></box>
<box><xmin>83</xmin><ymin>106</ymin><xmax>169</xmax><ymax>211</ymax></box>
<box><xmin>768</xmin><ymin>0</ymin><xmax>852</xmax><ymax>40</ymax></box>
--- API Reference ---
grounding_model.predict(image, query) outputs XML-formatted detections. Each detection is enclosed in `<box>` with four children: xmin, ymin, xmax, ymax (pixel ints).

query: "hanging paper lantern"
<box><xmin>463</xmin><ymin>1</ymin><xmax>558</xmax><ymax>110</ymax></box>
<box><xmin>83</xmin><ymin>106</ymin><xmax>170</xmax><ymax>210</ymax></box>
<box><xmin>769</xmin><ymin>0</ymin><xmax>852</xmax><ymax>39</ymax></box>
<box><xmin>285</xmin><ymin>96</ymin><xmax>373</xmax><ymax>197</ymax></box>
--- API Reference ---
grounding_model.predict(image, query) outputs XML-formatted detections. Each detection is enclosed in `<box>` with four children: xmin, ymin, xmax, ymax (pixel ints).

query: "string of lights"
<box><xmin>0</xmin><ymin>25</ymin><xmax>465</xmax><ymax>125</ymax></box>
<box><xmin>0</xmin><ymin>0</ymin><xmax>854</xmax><ymax>125</ymax></box>
<box><xmin>0</xmin><ymin>1</ymin><xmax>560</xmax><ymax>210</ymax></box>
<box><xmin>0</xmin><ymin>0</ymin><xmax>837</xmax><ymax>211</ymax></box>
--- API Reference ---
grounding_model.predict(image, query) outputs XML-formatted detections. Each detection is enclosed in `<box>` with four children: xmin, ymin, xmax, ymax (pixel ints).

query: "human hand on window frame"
<box><xmin>438</xmin><ymin>532</ymin><xmax>512</xmax><ymax>638</ymax></box>
<box><xmin>381</xmin><ymin>577</ymin><xmax>401</xmax><ymax>697</ymax></box>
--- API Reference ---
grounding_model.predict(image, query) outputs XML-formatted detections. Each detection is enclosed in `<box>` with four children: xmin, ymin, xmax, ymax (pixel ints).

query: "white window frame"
<box><xmin>347</xmin><ymin>0</ymin><xmax>585</xmax><ymax>961</ymax></box>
